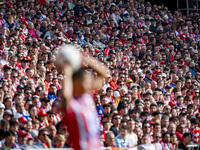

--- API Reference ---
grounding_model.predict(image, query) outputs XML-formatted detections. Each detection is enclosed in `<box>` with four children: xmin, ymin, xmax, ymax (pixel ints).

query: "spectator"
<box><xmin>33</xmin><ymin>128</ymin><xmax>52</xmax><ymax>148</ymax></box>
<box><xmin>2</xmin><ymin>130</ymin><xmax>20</xmax><ymax>149</ymax></box>
<box><xmin>160</xmin><ymin>132</ymin><xmax>172</xmax><ymax>150</ymax></box>
<box><xmin>110</xmin><ymin>113</ymin><xmax>121</xmax><ymax>136</ymax></box>
<box><xmin>126</xmin><ymin>119</ymin><xmax>138</xmax><ymax>146</ymax></box>
<box><xmin>115</xmin><ymin>125</ymin><xmax>130</xmax><ymax>147</ymax></box>
<box><xmin>53</xmin><ymin>134</ymin><xmax>66</xmax><ymax>148</ymax></box>
<box><xmin>17</xmin><ymin>130</ymin><xmax>31</xmax><ymax>149</ymax></box>
<box><xmin>178</xmin><ymin>133</ymin><xmax>192</xmax><ymax>150</ymax></box>
<box><xmin>104</xmin><ymin>131</ymin><xmax>115</xmax><ymax>147</ymax></box>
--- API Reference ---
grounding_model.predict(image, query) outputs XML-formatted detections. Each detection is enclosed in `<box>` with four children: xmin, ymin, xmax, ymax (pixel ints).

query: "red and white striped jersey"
<box><xmin>53</xmin><ymin>113</ymin><xmax>62</xmax><ymax>125</ymax></box>
<box><xmin>103</xmin><ymin>46</ymin><xmax>111</xmax><ymax>55</ymax></box>
<box><xmin>62</xmin><ymin>93</ymin><xmax>101</xmax><ymax>150</ymax></box>
<box><xmin>189</xmin><ymin>126</ymin><xmax>200</xmax><ymax>144</ymax></box>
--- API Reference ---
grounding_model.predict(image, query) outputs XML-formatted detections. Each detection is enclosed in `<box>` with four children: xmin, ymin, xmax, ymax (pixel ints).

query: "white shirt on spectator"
<box><xmin>126</xmin><ymin>132</ymin><xmax>138</xmax><ymax>147</ymax></box>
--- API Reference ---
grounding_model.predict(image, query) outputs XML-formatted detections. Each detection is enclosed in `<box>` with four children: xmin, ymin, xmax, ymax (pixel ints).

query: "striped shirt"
<box><xmin>62</xmin><ymin>93</ymin><xmax>101</xmax><ymax>150</ymax></box>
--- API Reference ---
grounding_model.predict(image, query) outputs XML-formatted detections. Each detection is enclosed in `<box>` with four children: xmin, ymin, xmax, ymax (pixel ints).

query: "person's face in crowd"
<box><xmin>177</xmin><ymin>97</ymin><xmax>183</xmax><ymax>106</ymax></box>
<box><xmin>175</xmin><ymin>81</ymin><xmax>181</xmax><ymax>89</ymax></box>
<box><xmin>143</xmin><ymin>123</ymin><xmax>150</xmax><ymax>134</ymax></box>
<box><xmin>33</xmin><ymin>98</ymin><xmax>40</xmax><ymax>108</ymax></box>
<box><xmin>27</xmin><ymin>137</ymin><xmax>34</xmax><ymax>147</ymax></box>
<box><xmin>48</xmin><ymin>113</ymin><xmax>54</xmax><ymax>123</ymax></box>
<box><xmin>42</xmin><ymin>54</ymin><xmax>49</xmax><ymax>62</ymax></box>
<box><xmin>150</xmin><ymin>105</ymin><xmax>157</xmax><ymax>114</ymax></box>
<box><xmin>168</xmin><ymin>123</ymin><xmax>176</xmax><ymax>133</ymax></box>
<box><xmin>5</xmin><ymin>134</ymin><xmax>15</xmax><ymax>146</ymax></box>
<box><xmin>161</xmin><ymin>118</ymin><xmax>169</xmax><ymax>128</ymax></box>
<box><xmin>30</xmin><ymin>59</ymin><xmax>36</xmax><ymax>68</ymax></box>
<box><xmin>164</xmin><ymin>92</ymin><xmax>171</xmax><ymax>101</ymax></box>
<box><xmin>94</xmin><ymin>35</ymin><xmax>100</xmax><ymax>41</ymax></box>
<box><xmin>10</xmin><ymin>123</ymin><xmax>19</xmax><ymax>133</ymax></box>
<box><xmin>131</xmin><ymin>110</ymin><xmax>140</xmax><ymax>120</ymax></box>
<box><xmin>49</xmin><ymin>85</ymin><xmax>57</xmax><ymax>94</ymax></box>
<box><xmin>104</xmin><ymin>106</ymin><xmax>111</xmax><ymax>114</ymax></box>
<box><xmin>105</xmin><ymin>133</ymin><xmax>115</xmax><ymax>147</ymax></box>
<box><xmin>156</xmin><ymin>73</ymin><xmax>162</xmax><ymax>81</ymax></box>
<box><xmin>120</xmin><ymin>89</ymin><xmax>127</xmax><ymax>96</ymax></box>
<box><xmin>106</xmin><ymin>89</ymin><xmax>113</xmax><ymax>97</ymax></box>
<box><xmin>184</xmin><ymin>97</ymin><xmax>192</xmax><ymax>106</ymax></box>
<box><xmin>52</xmin><ymin>78</ymin><xmax>59</xmax><ymax>86</ymax></box>
<box><xmin>170</xmin><ymin>134</ymin><xmax>177</xmax><ymax>144</ymax></box>
<box><xmin>144</xmin><ymin>82</ymin><xmax>151</xmax><ymax>90</ymax></box>
<box><xmin>100</xmin><ymin>97</ymin><xmax>108</xmax><ymax>106</ymax></box>
<box><xmin>141</xmin><ymin>135</ymin><xmax>149</xmax><ymax>144</ymax></box>
<box><xmin>144</xmin><ymin>100</ymin><xmax>150</xmax><ymax>109</ymax></box>
<box><xmin>16</xmin><ymin>102</ymin><xmax>24</xmax><ymax>113</ymax></box>
<box><xmin>41</xmin><ymin>100</ymin><xmax>49</xmax><ymax>108</ymax></box>
<box><xmin>154</xmin><ymin>132</ymin><xmax>162</xmax><ymax>143</ymax></box>
<box><xmin>2</xmin><ymin>52</ymin><xmax>8</xmax><ymax>61</ymax></box>
<box><xmin>187</xmin><ymin>106</ymin><xmax>194</xmax><ymax>115</ymax></box>
<box><xmin>134</xmin><ymin>126</ymin><xmax>143</xmax><ymax>139</ymax></box>
<box><xmin>120</xmin><ymin>107</ymin><xmax>128</xmax><ymax>115</ymax></box>
<box><xmin>180</xmin><ymin>117</ymin><xmax>187</xmax><ymax>126</ymax></box>
<box><xmin>4</xmin><ymin>113</ymin><xmax>12</xmax><ymax>121</ymax></box>
<box><xmin>27</xmin><ymin>69</ymin><xmax>34</xmax><ymax>78</ymax></box>
<box><xmin>153</xmin><ymin>92</ymin><xmax>160</xmax><ymax>100</ymax></box>
<box><xmin>183</xmin><ymin>135</ymin><xmax>192</xmax><ymax>145</ymax></box>
<box><xmin>39</xmin><ymin>67</ymin><xmax>46</xmax><ymax>77</ymax></box>
<box><xmin>127</xmin><ymin>120</ymin><xmax>135</xmax><ymax>131</ymax></box>
<box><xmin>163</xmin><ymin>106</ymin><xmax>171</xmax><ymax>113</ymax></box>
<box><xmin>27</xmin><ymin>80</ymin><xmax>35</xmax><ymax>90</ymax></box>
<box><xmin>33</xmin><ymin>74</ymin><xmax>40</xmax><ymax>83</ymax></box>
<box><xmin>25</xmin><ymin>90</ymin><xmax>32</xmax><ymax>99</ymax></box>
<box><xmin>113</xmin><ymin>115</ymin><xmax>121</xmax><ymax>126</ymax></box>
<box><xmin>32</xmin><ymin>121</ymin><xmax>40</xmax><ymax>130</ymax></box>
<box><xmin>4</xmin><ymin>98</ymin><xmax>12</xmax><ymax>109</ymax></box>
<box><xmin>29</xmin><ymin>106</ymin><xmax>37</xmax><ymax>118</ymax></box>
<box><xmin>39</xmin><ymin>131</ymin><xmax>50</xmax><ymax>143</ymax></box>
<box><xmin>119</xmin><ymin>74</ymin><xmax>125</xmax><ymax>82</ymax></box>
<box><xmin>22</xmin><ymin>60</ymin><xmax>29</xmax><ymax>68</ymax></box>
<box><xmin>49</xmin><ymin>125</ymin><xmax>57</xmax><ymax>138</ymax></box>
<box><xmin>46</xmin><ymin>73</ymin><xmax>53</xmax><ymax>82</ymax></box>
<box><xmin>120</xmin><ymin>128</ymin><xmax>128</xmax><ymax>138</ymax></box>
<box><xmin>4</xmin><ymin>70</ymin><xmax>11</xmax><ymax>79</ymax></box>
<box><xmin>163</xmin><ymin>133</ymin><xmax>170</xmax><ymax>143</ymax></box>
<box><xmin>151</xmin><ymin>81</ymin><xmax>157</xmax><ymax>90</ymax></box>
<box><xmin>18</xmin><ymin>134</ymin><xmax>28</xmax><ymax>145</ymax></box>
<box><xmin>125</xmin><ymin>94</ymin><xmax>131</xmax><ymax>103</ymax></box>
<box><xmin>10</xmin><ymin>57</ymin><xmax>17</xmax><ymax>67</ymax></box>
<box><xmin>186</xmin><ymin>72</ymin><xmax>192</xmax><ymax>78</ymax></box>
<box><xmin>154</xmin><ymin>124</ymin><xmax>161</xmax><ymax>133</ymax></box>
<box><xmin>177</xmin><ymin>124</ymin><xmax>185</xmax><ymax>133</ymax></box>
<box><xmin>55</xmin><ymin>138</ymin><xmax>65</xmax><ymax>148</ymax></box>
<box><xmin>11</xmin><ymin>72</ymin><xmax>18</xmax><ymax>83</ymax></box>
<box><xmin>131</xmin><ymin>87</ymin><xmax>138</xmax><ymax>95</ymax></box>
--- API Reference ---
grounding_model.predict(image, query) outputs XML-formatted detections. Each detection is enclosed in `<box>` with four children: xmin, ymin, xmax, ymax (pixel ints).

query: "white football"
<box><xmin>57</xmin><ymin>44</ymin><xmax>82</xmax><ymax>71</ymax></box>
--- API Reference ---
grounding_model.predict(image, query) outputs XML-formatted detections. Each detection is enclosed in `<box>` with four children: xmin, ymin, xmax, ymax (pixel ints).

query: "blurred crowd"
<box><xmin>0</xmin><ymin>0</ymin><xmax>200</xmax><ymax>149</ymax></box>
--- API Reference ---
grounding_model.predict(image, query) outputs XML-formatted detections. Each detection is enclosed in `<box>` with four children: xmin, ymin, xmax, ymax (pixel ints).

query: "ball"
<box><xmin>57</xmin><ymin>44</ymin><xmax>82</xmax><ymax>71</ymax></box>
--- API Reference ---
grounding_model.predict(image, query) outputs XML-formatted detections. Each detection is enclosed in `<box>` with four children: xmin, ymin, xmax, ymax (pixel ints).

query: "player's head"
<box><xmin>73</xmin><ymin>68</ymin><xmax>92</xmax><ymax>94</ymax></box>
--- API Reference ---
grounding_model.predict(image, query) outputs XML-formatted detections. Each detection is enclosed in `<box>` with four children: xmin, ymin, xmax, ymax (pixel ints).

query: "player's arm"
<box><xmin>61</xmin><ymin>64</ymin><xmax>74</xmax><ymax>108</ymax></box>
<box><xmin>84</xmin><ymin>56</ymin><xmax>109</xmax><ymax>89</ymax></box>
<box><xmin>56</xmin><ymin>45</ymin><xmax>82</xmax><ymax>108</ymax></box>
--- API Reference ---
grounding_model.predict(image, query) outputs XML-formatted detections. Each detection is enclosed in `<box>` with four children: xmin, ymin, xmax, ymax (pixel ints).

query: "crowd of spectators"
<box><xmin>0</xmin><ymin>0</ymin><xmax>200</xmax><ymax>149</ymax></box>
